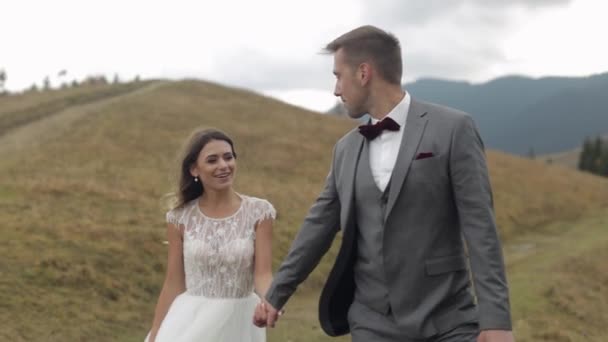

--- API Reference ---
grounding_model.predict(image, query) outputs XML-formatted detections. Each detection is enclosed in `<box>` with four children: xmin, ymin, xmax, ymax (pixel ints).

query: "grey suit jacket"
<box><xmin>265</xmin><ymin>98</ymin><xmax>512</xmax><ymax>338</ymax></box>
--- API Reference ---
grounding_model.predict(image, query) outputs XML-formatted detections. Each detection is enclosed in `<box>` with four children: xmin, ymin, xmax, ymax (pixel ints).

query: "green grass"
<box><xmin>506</xmin><ymin>214</ymin><xmax>608</xmax><ymax>341</ymax></box>
<box><xmin>1</xmin><ymin>79</ymin><xmax>607</xmax><ymax>341</ymax></box>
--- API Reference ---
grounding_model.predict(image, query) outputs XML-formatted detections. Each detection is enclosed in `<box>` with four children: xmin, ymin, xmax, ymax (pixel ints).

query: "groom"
<box><xmin>259</xmin><ymin>26</ymin><xmax>514</xmax><ymax>341</ymax></box>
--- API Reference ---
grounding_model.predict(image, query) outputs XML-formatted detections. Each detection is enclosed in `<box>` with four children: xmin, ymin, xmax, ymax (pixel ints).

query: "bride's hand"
<box><xmin>252</xmin><ymin>302</ymin><xmax>268</xmax><ymax>327</ymax></box>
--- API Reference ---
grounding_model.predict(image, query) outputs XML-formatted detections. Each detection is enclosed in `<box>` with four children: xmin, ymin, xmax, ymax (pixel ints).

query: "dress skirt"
<box><xmin>145</xmin><ymin>292</ymin><xmax>265</xmax><ymax>342</ymax></box>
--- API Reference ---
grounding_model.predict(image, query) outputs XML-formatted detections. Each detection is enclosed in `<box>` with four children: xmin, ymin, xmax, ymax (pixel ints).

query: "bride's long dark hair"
<box><xmin>172</xmin><ymin>128</ymin><xmax>237</xmax><ymax>209</ymax></box>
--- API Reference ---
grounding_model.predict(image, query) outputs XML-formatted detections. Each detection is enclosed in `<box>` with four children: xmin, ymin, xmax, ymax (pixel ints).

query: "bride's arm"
<box><xmin>254</xmin><ymin>218</ymin><xmax>274</xmax><ymax>299</ymax></box>
<box><xmin>147</xmin><ymin>223</ymin><xmax>186</xmax><ymax>342</ymax></box>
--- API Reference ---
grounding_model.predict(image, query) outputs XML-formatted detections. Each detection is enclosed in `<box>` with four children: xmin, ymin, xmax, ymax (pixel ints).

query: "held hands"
<box><xmin>252</xmin><ymin>301</ymin><xmax>268</xmax><ymax>327</ymax></box>
<box><xmin>252</xmin><ymin>300</ymin><xmax>284</xmax><ymax>328</ymax></box>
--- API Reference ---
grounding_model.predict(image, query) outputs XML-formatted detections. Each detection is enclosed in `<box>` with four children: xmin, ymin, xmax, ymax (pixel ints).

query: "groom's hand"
<box><xmin>264</xmin><ymin>301</ymin><xmax>283</xmax><ymax>328</ymax></box>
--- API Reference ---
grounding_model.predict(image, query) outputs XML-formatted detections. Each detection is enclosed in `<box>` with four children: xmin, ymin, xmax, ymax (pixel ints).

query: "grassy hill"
<box><xmin>0</xmin><ymin>81</ymin><xmax>154</xmax><ymax>136</ymax></box>
<box><xmin>1</xmin><ymin>80</ymin><xmax>607</xmax><ymax>341</ymax></box>
<box><xmin>538</xmin><ymin>134</ymin><xmax>608</xmax><ymax>170</ymax></box>
<box><xmin>539</xmin><ymin>148</ymin><xmax>581</xmax><ymax>169</ymax></box>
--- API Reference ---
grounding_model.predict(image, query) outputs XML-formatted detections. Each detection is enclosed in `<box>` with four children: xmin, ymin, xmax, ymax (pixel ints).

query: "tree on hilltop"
<box><xmin>0</xmin><ymin>69</ymin><xmax>6</xmax><ymax>93</ymax></box>
<box><xmin>579</xmin><ymin>135</ymin><xmax>608</xmax><ymax>177</ymax></box>
<box><xmin>43</xmin><ymin>76</ymin><xmax>51</xmax><ymax>90</ymax></box>
<box><xmin>578</xmin><ymin>137</ymin><xmax>593</xmax><ymax>171</ymax></box>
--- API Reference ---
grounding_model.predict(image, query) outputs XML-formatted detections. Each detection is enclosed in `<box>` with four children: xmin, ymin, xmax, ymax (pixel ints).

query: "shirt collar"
<box><xmin>371</xmin><ymin>91</ymin><xmax>410</xmax><ymax>127</ymax></box>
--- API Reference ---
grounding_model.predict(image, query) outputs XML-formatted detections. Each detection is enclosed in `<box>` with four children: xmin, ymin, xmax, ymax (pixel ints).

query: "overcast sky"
<box><xmin>1</xmin><ymin>0</ymin><xmax>606</xmax><ymax>112</ymax></box>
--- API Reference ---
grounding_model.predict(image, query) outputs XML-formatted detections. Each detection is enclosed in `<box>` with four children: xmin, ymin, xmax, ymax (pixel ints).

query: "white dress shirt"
<box><xmin>369</xmin><ymin>92</ymin><xmax>411</xmax><ymax>192</ymax></box>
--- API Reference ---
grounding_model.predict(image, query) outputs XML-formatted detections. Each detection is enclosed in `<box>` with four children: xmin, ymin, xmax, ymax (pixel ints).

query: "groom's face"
<box><xmin>333</xmin><ymin>48</ymin><xmax>368</xmax><ymax>119</ymax></box>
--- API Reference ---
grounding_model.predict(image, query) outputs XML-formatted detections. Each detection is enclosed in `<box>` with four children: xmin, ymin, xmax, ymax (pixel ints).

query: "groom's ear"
<box><xmin>358</xmin><ymin>62</ymin><xmax>372</xmax><ymax>86</ymax></box>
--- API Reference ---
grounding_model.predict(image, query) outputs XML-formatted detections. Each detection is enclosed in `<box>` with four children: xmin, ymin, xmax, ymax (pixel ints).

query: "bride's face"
<box><xmin>190</xmin><ymin>139</ymin><xmax>237</xmax><ymax>192</ymax></box>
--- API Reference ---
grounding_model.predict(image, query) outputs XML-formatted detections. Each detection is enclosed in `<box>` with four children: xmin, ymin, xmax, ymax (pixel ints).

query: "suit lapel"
<box><xmin>384</xmin><ymin>99</ymin><xmax>428</xmax><ymax>222</ymax></box>
<box><xmin>340</xmin><ymin>132</ymin><xmax>364</xmax><ymax>232</ymax></box>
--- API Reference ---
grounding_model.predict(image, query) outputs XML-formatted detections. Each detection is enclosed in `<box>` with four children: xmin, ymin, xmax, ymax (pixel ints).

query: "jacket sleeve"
<box><xmin>265</xmin><ymin>144</ymin><xmax>342</xmax><ymax>310</ymax></box>
<box><xmin>449</xmin><ymin>114</ymin><xmax>512</xmax><ymax>330</ymax></box>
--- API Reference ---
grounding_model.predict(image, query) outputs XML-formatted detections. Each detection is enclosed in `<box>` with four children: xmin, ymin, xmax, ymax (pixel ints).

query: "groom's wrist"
<box><xmin>265</xmin><ymin>288</ymin><xmax>286</xmax><ymax>311</ymax></box>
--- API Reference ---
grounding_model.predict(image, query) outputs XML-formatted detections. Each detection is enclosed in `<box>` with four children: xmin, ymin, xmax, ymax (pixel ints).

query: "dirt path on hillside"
<box><xmin>0</xmin><ymin>81</ymin><xmax>169</xmax><ymax>156</ymax></box>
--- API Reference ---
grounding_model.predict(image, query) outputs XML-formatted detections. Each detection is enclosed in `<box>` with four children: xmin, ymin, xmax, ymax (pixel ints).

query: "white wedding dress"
<box><xmin>145</xmin><ymin>194</ymin><xmax>276</xmax><ymax>342</ymax></box>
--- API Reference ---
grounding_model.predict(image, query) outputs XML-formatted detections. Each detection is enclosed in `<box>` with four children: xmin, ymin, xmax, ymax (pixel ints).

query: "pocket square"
<box><xmin>415</xmin><ymin>152</ymin><xmax>434</xmax><ymax>160</ymax></box>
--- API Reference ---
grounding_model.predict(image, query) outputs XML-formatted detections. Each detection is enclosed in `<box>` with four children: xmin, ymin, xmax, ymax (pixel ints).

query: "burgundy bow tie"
<box><xmin>358</xmin><ymin>117</ymin><xmax>400</xmax><ymax>140</ymax></box>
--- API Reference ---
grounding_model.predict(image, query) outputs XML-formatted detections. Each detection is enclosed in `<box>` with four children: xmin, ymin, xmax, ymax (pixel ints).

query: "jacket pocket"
<box><xmin>425</xmin><ymin>254</ymin><xmax>467</xmax><ymax>276</ymax></box>
<box><xmin>408</xmin><ymin>154</ymin><xmax>445</xmax><ymax>183</ymax></box>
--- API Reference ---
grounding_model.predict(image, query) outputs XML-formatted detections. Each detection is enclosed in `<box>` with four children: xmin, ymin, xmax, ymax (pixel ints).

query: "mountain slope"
<box><xmin>407</xmin><ymin>73</ymin><xmax>608</xmax><ymax>155</ymax></box>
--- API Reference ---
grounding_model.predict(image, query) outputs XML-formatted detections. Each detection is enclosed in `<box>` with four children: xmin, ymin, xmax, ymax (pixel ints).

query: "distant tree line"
<box><xmin>0</xmin><ymin>67</ymin><xmax>141</xmax><ymax>95</ymax></box>
<box><xmin>578</xmin><ymin>136</ymin><xmax>608</xmax><ymax>177</ymax></box>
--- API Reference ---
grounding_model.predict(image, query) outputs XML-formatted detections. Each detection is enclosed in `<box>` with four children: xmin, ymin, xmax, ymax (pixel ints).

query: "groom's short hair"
<box><xmin>324</xmin><ymin>25</ymin><xmax>403</xmax><ymax>85</ymax></box>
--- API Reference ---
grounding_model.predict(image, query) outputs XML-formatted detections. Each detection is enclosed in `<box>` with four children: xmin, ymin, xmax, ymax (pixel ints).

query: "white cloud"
<box><xmin>264</xmin><ymin>88</ymin><xmax>336</xmax><ymax>113</ymax></box>
<box><xmin>2</xmin><ymin>0</ymin><xmax>605</xmax><ymax>113</ymax></box>
<box><xmin>501</xmin><ymin>0</ymin><xmax>608</xmax><ymax>78</ymax></box>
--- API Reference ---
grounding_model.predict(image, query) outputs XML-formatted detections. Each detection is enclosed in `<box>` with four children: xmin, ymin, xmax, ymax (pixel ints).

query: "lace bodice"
<box><xmin>166</xmin><ymin>195</ymin><xmax>276</xmax><ymax>298</ymax></box>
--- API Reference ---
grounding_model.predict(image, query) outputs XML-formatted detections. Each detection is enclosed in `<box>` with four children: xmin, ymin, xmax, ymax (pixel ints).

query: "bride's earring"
<box><xmin>194</xmin><ymin>176</ymin><xmax>199</xmax><ymax>182</ymax></box>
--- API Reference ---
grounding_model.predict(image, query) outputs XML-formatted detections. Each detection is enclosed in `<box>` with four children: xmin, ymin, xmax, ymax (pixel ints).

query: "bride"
<box><xmin>145</xmin><ymin>128</ymin><xmax>276</xmax><ymax>342</ymax></box>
